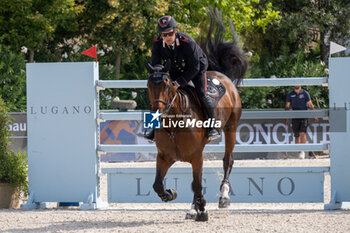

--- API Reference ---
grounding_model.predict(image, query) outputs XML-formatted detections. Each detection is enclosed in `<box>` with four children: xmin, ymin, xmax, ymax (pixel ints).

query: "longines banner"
<box><xmin>100</xmin><ymin>117</ymin><xmax>330</xmax><ymax>162</ymax></box>
<box><xmin>10</xmin><ymin>113</ymin><xmax>329</xmax><ymax>162</ymax></box>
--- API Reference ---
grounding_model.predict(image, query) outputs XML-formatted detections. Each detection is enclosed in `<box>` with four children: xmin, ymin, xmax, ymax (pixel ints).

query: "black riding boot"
<box><xmin>144</xmin><ymin>129</ymin><xmax>155</xmax><ymax>142</ymax></box>
<box><xmin>200</xmin><ymin>94</ymin><xmax>220</xmax><ymax>141</ymax></box>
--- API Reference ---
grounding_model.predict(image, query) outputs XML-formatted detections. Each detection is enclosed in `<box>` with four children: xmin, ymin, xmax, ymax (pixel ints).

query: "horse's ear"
<box><xmin>163</xmin><ymin>60</ymin><xmax>171</xmax><ymax>72</ymax></box>
<box><xmin>145</xmin><ymin>61</ymin><xmax>154</xmax><ymax>73</ymax></box>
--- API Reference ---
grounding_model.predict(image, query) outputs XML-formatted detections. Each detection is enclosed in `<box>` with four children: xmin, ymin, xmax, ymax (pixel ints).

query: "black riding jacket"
<box><xmin>151</xmin><ymin>32</ymin><xmax>208</xmax><ymax>86</ymax></box>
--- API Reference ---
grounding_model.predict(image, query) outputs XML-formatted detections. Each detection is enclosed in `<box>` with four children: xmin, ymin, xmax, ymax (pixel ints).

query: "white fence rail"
<box><xmin>99</xmin><ymin>109</ymin><xmax>329</xmax><ymax>121</ymax></box>
<box><xmin>97</xmin><ymin>77</ymin><xmax>328</xmax><ymax>89</ymax></box>
<box><xmin>99</xmin><ymin>143</ymin><xmax>328</xmax><ymax>153</ymax></box>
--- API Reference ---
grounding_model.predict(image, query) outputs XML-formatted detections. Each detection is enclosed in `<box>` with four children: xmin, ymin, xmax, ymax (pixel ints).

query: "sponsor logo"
<box><xmin>29</xmin><ymin>105</ymin><xmax>92</xmax><ymax>115</ymax></box>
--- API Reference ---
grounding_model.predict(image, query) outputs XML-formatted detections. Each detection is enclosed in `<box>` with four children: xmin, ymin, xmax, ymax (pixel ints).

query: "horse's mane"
<box><xmin>199</xmin><ymin>8</ymin><xmax>248</xmax><ymax>86</ymax></box>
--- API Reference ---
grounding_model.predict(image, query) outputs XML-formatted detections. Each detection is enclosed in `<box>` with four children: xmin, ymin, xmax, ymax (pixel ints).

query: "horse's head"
<box><xmin>146</xmin><ymin>62</ymin><xmax>178</xmax><ymax>112</ymax></box>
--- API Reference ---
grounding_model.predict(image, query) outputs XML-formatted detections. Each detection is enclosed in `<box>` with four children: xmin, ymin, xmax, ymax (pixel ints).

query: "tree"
<box><xmin>80</xmin><ymin>0</ymin><xmax>169</xmax><ymax>78</ymax></box>
<box><xmin>244</xmin><ymin>0</ymin><xmax>350</xmax><ymax>62</ymax></box>
<box><xmin>0</xmin><ymin>0</ymin><xmax>83</xmax><ymax>62</ymax></box>
<box><xmin>0</xmin><ymin>44</ymin><xmax>26</xmax><ymax>112</ymax></box>
<box><xmin>166</xmin><ymin>0</ymin><xmax>280</xmax><ymax>41</ymax></box>
<box><xmin>307</xmin><ymin>0</ymin><xmax>350</xmax><ymax>62</ymax></box>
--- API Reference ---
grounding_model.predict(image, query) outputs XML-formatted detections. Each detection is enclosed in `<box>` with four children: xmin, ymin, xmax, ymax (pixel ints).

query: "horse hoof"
<box><xmin>166</xmin><ymin>189</ymin><xmax>177</xmax><ymax>201</ymax></box>
<box><xmin>195</xmin><ymin>211</ymin><xmax>209</xmax><ymax>222</ymax></box>
<box><xmin>185</xmin><ymin>212</ymin><xmax>197</xmax><ymax>220</ymax></box>
<box><xmin>218</xmin><ymin>197</ymin><xmax>230</xmax><ymax>208</ymax></box>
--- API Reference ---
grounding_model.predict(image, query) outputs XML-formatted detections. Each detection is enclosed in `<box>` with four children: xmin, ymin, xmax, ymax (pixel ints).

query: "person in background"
<box><xmin>285</xmin><ymin>85</ymin><xmax>318</xmax><ymax>159</ymax></box>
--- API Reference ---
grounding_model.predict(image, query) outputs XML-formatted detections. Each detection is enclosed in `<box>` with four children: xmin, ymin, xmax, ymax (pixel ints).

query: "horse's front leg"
<box><xmin>153</xmin><ymin>155</ymin><xmax>177</xmax><ymax>202</ymax></box>
<box><xmin>185</xmin><ymin>196</ymin><xmax>198</xmax><ymax>220</ymax></box>
<box><xmin>190</xmin><ymin>156</ymin><xmax>208</xmax><ymax>222</ymax></box>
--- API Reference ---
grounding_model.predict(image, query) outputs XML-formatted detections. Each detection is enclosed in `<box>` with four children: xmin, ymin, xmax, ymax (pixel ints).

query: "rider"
<box><xmin>145</xmin><ymin>15</ymin><xmax>220</xmax><ymax>142</ymax></box>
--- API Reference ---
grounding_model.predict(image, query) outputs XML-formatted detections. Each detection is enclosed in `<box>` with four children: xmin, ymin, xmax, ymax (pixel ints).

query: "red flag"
<box><xmin>81</xmin><ymin>46</ymin><xmax>97</xmax><ymax>62</ymax></box>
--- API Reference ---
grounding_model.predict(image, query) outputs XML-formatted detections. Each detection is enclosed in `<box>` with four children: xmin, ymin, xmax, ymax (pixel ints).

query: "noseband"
<box><xmin>149</xmin><ymin>72</ymin><xmax>178</xmax><ymax>114</ymax></box>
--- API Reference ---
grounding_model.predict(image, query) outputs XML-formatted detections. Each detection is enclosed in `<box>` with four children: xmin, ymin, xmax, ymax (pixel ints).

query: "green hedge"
<box><xmin>0</xmin><ymin>96</ymin><xmax>28</xmax><ymax>196</ymax></box>
<box><xmin>0</xmin><ymin>44</ymin><xmax>26</xmax><ymax>112</ymax></box>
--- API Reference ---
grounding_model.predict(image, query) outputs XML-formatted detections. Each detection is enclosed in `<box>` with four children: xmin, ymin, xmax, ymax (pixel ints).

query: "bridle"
<box><xmin>148</xmin><ymin>70</ymin><xmax>189</xmax><ymax>142</ymax></box>
<box><xmin>149</xmin><ymin>72</ymin><xmax>178</xmax><ymax>115</ymax></box>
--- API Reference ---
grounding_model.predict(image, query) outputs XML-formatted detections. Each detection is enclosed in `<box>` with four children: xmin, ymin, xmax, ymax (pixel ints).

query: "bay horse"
<box><xmin>146</xmin><ymin>21</ymin><xmax>247</xmax><ymax>222</ymax></box>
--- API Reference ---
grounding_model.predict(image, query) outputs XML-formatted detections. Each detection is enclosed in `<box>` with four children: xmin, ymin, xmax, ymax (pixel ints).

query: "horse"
<box><xmin>146</xmin><ymin>19</ymin><xmax>247</xmax><ymax>222</ymax></box>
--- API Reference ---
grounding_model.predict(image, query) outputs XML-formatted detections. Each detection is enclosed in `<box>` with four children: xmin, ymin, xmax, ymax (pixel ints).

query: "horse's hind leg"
<box><xmin>153</xmin><ymin>155</ymin><xmax>177</xmax><ymax>202</ymax></box>
<box><xmin>191</xmin><ymin>156</ymin><xmax>208</xmax><ymax>221</ymax></box>
<box><xmin>219</xmin><ymin>127</ymin><xmax>237</xmax><ymax>208</ymax></box>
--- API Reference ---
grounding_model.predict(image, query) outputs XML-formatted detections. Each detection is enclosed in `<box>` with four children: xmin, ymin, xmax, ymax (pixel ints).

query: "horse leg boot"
<box><xmin>200</xmin><ymin>94</ymin><xmax>220</xmax><ymax>141</ymax></box>
<box><xmin>153</xmin><ymin>156</ymin><xmax>177</xmax><ymax>202</ymax></box>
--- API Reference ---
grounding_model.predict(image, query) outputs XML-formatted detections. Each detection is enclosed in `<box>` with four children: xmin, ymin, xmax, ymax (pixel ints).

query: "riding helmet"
<box><xmin>157</xmin><ymin>16</ymin><xmax>177</xmax><ymax>32</ymax></box>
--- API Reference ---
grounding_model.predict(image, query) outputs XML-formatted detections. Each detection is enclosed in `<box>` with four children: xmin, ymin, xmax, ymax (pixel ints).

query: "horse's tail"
<box><xmin>199</xmin><ymin>8</ymin><xmax>247</xmax><ymax>85</ymax></box>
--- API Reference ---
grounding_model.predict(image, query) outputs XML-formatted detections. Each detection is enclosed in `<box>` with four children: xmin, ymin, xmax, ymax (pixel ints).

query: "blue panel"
<box><xmin>26</xmin><ymin>62</ymin><xmax>99</xmax><ymax>202</ymax></box>
<box><xmin>103</xmin><ymin>167</ymin><xmax>328</xmax><ymax>203</ymax></box>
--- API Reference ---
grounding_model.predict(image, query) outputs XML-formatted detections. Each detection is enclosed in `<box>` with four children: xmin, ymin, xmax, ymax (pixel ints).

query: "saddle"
<box><xmin>177</xmin><ymin>76</ymin><xmax>226</xmax><ymax>112</ymax></box>
<box><xmin>206</xmin><ymin>76</ymin><xmax>226</xmax><ymax>106</ymax></box>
